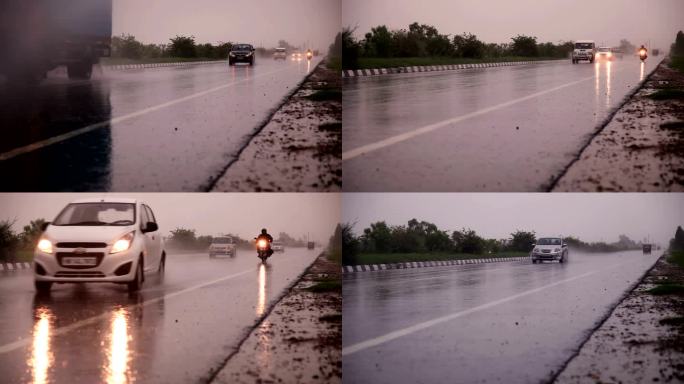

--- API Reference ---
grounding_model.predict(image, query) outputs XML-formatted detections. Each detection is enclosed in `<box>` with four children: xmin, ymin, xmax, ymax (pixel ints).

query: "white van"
<box><xmin>572</xmin><ymin>40</ymin><xmax>596</xmax><ymax>63</ymax></box>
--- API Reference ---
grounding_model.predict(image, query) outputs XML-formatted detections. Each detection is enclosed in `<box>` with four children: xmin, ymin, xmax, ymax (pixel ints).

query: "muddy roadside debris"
<box><xmin>555</xmin><ymin>250</ymin><xmax>684</xmax><ymax>383</ymax></box>
<box><xmin>212</xmin><ymin>253</ymin><xmax>342</xmax><ymax>384</ymax></box>
<box><xmin>211</xmin><ymin>59</ymin><xmax>342</xmax><ymax>192</ymax></box>
<box><xmin>553</xmin><ymin>56</ymin><xmax>684</xmax><ymax>191</ymax></box>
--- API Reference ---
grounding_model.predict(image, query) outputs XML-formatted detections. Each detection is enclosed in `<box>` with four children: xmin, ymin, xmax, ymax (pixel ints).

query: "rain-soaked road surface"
<box><xmin>342</xmin><ymin>250</ymin><xmax>658</xmax><ymax>384</ymax></box>
<box><xmin>0</xmin><ymin>57</ymin><xmax>319</xmax><ymax>191</ymax></box>
<box><xmin>343</xmin><ymin>58</ymin><xmax>659</xmax><ymax>191</ymax></box>
<box><xmin>0</xmin><ymin>247</ymin><xmax>317</xmax><ymax>383</ymax></box>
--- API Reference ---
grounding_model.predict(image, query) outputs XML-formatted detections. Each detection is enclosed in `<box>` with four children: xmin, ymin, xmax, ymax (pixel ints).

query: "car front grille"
<box><xmin>56</xmin><ymin>242</ymin><xmax>107</xmax><ymax>248</ymax></box>
<box><xmin>541</xmin><ymin>249</ymin><xmax>551</xmax><ymax>253</ymax></box>
<box><xmin>55</xmin><ymin>271</ymin><xmax>106</xmax><ymax>278</ymax></box>
<box><xmin>56</xmin><ymin>252</ymin><xmax>105</xmax><ymax>269</ymax></box>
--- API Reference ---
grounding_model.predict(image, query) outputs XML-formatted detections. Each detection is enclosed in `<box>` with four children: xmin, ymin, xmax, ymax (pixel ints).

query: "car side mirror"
<box><xmin>143</xmin><ymin>222</ymin><xmax>158</xmax><ymax>233</ymax></box>
<box><xmin>40</xmin><ymin>222</ymin><xmax>50</xmax><ymax>231</ymax></box>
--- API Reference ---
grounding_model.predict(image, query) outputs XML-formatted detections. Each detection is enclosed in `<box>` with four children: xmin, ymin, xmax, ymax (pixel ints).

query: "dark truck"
<box><xmin>643</xmin><ymin>244</ymin><xmax>652</xmax><ymax>254</ymax></box>
<box><xmin>1</xmin><ymin>0</ymin><xmax>112</xmax><ymax>81</ymax></box>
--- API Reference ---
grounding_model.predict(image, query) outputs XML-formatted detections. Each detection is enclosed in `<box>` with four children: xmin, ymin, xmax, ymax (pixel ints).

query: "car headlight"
<box><xmin>111</xmin><ymin>231</ymin><xmax>135</xmax><ymax>254</ymax></box>
<box><xmin>533</xmin><ymin>248</ymin><xmax>539</xmax><ymax>253</ymax></box>
<box><xmin>229</xmin><ymin>52</ymin><xmax>235</xmax><ymax>56</ymax></box>
<box><xmin>246</xmin><ymin>52</ymin><xmax>253</xmax><ymax>56</ymax></box>
<box><xmin>37</xmin><ymin>238</ymin><xmax>53</xmax><ymax>254</ymax></box>
<box><xmin>553</xmin><ymin>248</ymin><xmax>561</xmax><ymax>253</ymax></box>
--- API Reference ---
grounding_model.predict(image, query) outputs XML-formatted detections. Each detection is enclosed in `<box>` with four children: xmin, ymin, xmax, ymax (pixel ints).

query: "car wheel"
<box><xmin>158</xmin><ymin>253</ymin><xmax>165</xmax><ymax>274</ymax></box>
<box><xmin>35</xmin><ymin>281</ymin><xmax>52</xmax><ymax>294</ymax></box>
<box><xmin>127</xmin><ymin>260</ymin><xmax>143</xmax><ymax>292</ymax></box>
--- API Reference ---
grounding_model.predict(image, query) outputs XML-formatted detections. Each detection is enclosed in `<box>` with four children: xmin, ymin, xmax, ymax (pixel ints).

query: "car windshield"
<box><xmin>537</xmin><ymin>238</ymin><xmax>562</xmax><ymax>245</ymax></box>
<box><xmin>276</xmin><ymin>48</ymin><xmax>286</xmax><ymax>52</ymax></box>
<box><xmin>575</xmin><ymin>42</ymin><xmax>593</xmax><ymax>49</ymax></box>
<box><xmin>213</xmin><ymin>237</ymin><xmax>233</xmax><ymax>244</ymax></box>
<box><xmin>598</xmin><ymin>48</ymin><xmax>610</xmax><ymax>52</ymax></box>
<box><xmin>273</xmin><ymin>241</ymin><xmax>283</xmax><ymax>245</ymax></box>
<box><xmin>53</xmin><ymin>203</ymin><xmax>135</xmax><ymax>226</ymax></box>
<box><xmin>232</xmin><ymin>45</ymin><xmax>251</xmax><ymax>51</ymax></box>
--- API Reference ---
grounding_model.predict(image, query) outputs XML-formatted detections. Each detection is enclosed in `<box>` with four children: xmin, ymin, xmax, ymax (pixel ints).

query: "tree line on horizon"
<box><xmin>341</xmin><ymin>219</ymin><xmax>649</xmax><ymax>265</ymax></box>
<box><xmin>341</xmin><ymin>22</ymin><xmax>642</xmax><ymax>69</ymax></box>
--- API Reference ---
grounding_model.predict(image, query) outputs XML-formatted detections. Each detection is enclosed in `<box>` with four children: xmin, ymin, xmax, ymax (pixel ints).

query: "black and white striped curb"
<box><xmin>102</xmin><ymin>60</ymin><xmax>225</xmax><ymax>71</ymax></box>
<box><xmin>342</xmin><ymin>60</ymin><xmax>559</xmax><ymax>78</ymax></box>
<box><xmin>0</xmin><ymin>262</ymin><xmax>33</xmax><ymax>273</ymax></box>
<box><xmin>343</xmin><ymin>256</ymin><xmax>529</xmax><ymax>273</ymax></box>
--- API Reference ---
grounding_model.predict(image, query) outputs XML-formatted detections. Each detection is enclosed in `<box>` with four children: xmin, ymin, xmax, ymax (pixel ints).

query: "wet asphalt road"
<box><xmin>342</xmin><ymin>250</ymin><xmax>658</xmax><ymax>384</ymax></box>
<box><xmin>343</xmin><ymin>57</ymin><xmax>660</xmax><ymax>191</ymax></box>
<box><xmin>0</xmin><ymin>247</ymin><xmax>318</xmax><ymax>383</ymax></box>
<box><xmin>0</xmin><ymin>57</ymin><xmax>319</xmax><ymax>191</ymax></box>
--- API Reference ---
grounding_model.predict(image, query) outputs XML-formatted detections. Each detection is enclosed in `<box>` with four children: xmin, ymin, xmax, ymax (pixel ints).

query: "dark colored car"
<box><xmin>229</xmin><ymin>43</ymin><xmax>255</xmax><ymax>66</ymax></box>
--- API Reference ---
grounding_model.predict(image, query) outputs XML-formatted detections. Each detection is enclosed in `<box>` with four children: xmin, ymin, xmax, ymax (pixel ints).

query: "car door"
<box><xmin>139</xmin><ymin>204</ymin><xmax>160</xmax><ymax>272</ymax></box>
<box><xmin>145</xmin><ymin>205</ymin><xmax>162</xmax><ymax>268</ymax></box>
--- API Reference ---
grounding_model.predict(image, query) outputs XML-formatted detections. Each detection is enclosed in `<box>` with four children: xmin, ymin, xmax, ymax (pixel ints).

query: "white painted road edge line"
<box><xmin>0</xmin><ymin>268</ymin><xmax>254</xmax><ymax>354</ymax></box>
<box><xmin>342</xmin><ymin>74</ymin><xmax>596</xmax><ymax>161</ymax></box>
<box><xmin>342</xmin><ymin>269</ymin><xmax>598</xmax><ymax>356</ymax></box>
<box><xmin>0</xmin><ymin>66</ymin><xmax>293</xmax><ymax>162</ymax></box>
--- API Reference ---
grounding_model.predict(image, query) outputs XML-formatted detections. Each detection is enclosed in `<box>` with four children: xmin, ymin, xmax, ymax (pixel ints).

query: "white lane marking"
<box><xmin>342</xmin><ymin>74</ymin><xmax>596</xmax><ymax>161</ymax></box>
<box><xmin>343</xmin><ymin>264</ymin><xmax>622</xmax><ymax>356</ymax></box>
<box><xmin>0</xmin><ymin>66</ymin><xmax>293</xmax><ymax>162</ymax></box>
<box><xmin>0</xmin><ymin>268</ymin><xmax>254</xmax><ymax>354</ymax></box>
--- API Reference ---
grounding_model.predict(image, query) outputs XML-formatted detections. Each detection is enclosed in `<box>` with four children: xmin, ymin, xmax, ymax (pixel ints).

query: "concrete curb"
<box><xmin>342</xmin><ymin>60</ymin><xmax>559</xmax><ymax>78</ymax></box>
<box><xmin>343</xmin><ymin>256</ymin><xmax>529</xmax><ymax>273</ymax></box>
<box><xmin>0</xmin><ymin>262</ymin><xmax>32</xmax><ymax>273</ymax></box>
<box><xmin>102</xmin><ymin>60</ymin><xmax>225</xmax><ymax>71</ymax></box>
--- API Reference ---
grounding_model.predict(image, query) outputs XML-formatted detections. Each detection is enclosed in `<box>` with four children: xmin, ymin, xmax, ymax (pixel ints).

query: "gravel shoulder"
<box><xmin>211</xmin><ymin>59</ymin><xmax>342</xmax><ymax>192</ymax></box>
<box><xmin>212</xmin><ymin>253</ymin><xmax>342</xmax><ymax>384</ymax></box>
<box><xmin>553</xmin><ymin>56</ymin><xmax>684</xmax><ymax>191</ymax></box>
<box><xmin>555</xmin><ymin>252</ymin><xmax>684</xmax><ymax>383</ymax></box>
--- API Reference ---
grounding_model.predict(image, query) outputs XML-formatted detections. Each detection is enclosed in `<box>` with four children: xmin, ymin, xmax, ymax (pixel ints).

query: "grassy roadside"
<box><xmin>101</xmin><ymin>57</ymin><xmax>225</xmax><ymax>66</ymax></box>
<box><xmin>354</xmin><ymin>251</ymin><xmax>528</xmax><ymax>265</ymax></box>
<box><xmin>354</xmin><ymin>56</ymin><xmax>564</xmax><ymax>69</ymax></box>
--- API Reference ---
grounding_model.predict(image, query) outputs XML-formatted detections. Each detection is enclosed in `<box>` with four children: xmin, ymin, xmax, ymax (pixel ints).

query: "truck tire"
<box><xmin>67</xmin><ymin>61</ymin><xmax>93</xmax><ymax>79</ymax></box>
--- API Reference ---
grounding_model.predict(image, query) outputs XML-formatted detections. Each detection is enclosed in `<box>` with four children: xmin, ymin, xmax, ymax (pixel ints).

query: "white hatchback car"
<box><xmin>272</xmin><ymin>241</ymin><xmax>285</xmax><ymax>252</ymax></box>
<box><xmin>34</xmin><ymin>198</ymin><xmax>166</xmax><ymax>293</ymax></box>
<box><xmin>209</xmin><ymin>236</ymin><xmax>237</xmax><ymax>257</ymax></box>
<box><xmin>531</xmin><ymin>237</ymin><xmax>569</xmax><ymax>264</ymax></box>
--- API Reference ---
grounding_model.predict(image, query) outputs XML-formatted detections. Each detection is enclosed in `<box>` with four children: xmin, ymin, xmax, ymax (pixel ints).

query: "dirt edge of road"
<box><xmin>554</xmin><ymin>253</ymin><xmax>684</xmax><ymax>383</ymax></box>
<box><xmin>207</xmin><ymin>253</ymin><xmax>342</xmax><ymax>384</ymax></box>
<box><xmin>209</xmin><ymin>58</ymin><xmax>342</xmax><ymax>192</ymax></box>
<box><xmin>551</xmin><ymin>56</ymin><xmax>684</xmax><ymax>191</ymax></box>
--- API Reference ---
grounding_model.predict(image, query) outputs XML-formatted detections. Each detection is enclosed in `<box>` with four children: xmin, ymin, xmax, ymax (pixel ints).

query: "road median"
<box><xmin>342</xmin><ymin>59</ymin><xmax>561</xmax><ymax>78</ymax></box>
<box><xmin>210</xmin><ymin>252</ymin><xmax>341</xmax><ymax>383</ymax></box>
<box><xmin>344</xmin><ymin>253</ymin><xmax>529</xmax><ymax>273</ymax></box>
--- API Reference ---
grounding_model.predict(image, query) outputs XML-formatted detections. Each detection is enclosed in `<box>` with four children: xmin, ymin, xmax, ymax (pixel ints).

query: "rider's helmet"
<box><xmin>261</xmin><ymin>228</ymin><xmax>267</xmax><ymax>234</ymax></box>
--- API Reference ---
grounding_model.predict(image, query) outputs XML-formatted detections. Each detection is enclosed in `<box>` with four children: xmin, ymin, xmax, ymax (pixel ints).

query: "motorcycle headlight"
<box><xmin>37</xmin><ymin>238</ymin><xmax>53</xmax><ymax>254</ymax></box>
<box><xmin>111</xmin><ymin>231</ymin><xmax>135</xmax><ymax>254</ymax></box>
<box><xmin>257</xmin><ymin>239</ymin><xmax>267</xmax><ymax>248</ymax></box>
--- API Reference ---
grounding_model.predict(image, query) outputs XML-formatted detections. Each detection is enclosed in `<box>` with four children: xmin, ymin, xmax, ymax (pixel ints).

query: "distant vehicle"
<box><xmin>531</xmin><ymin>237</ymin><xmax>569</xmax><ymax>264</ymax></box>
<box><xmin>291</xmin><ymin>52</ymin><xmax>302</xmax><ymax>61</ymax></box>
<box><xmin>307</xmin><ymin>241</ymin><xmax>315</xmax><ymax>250</ymax></box>
<box><xmin>652</xmin><ymin>49</ymin><xmax>660</xmax><ymax>56</ymax></box>
<box><xmin>273</xmin><ymin>47</ymin><xmax>287</xmax><ymax>60</ymax></box>
<box><xmin>255</xmin><ymin>237</ymin><xmax>272</xmax><ymax>262</ymax></box>
<box><xmin>643</xmin><ymin>244</ymin><xmax>652</xmax><ymax>254</ymax></box>
<box><xmin>306</xmin><ymin>49</ymin><xmax>313</xmax><ymax>60</ymax></box>
<box><xmin>0</xmin><ymin>0</ymin><xmax>112</xmax><ymax>81</ymax></box>
<box><xmin>611</xmin><ymin>47</ymin><xmax>624</xmax><ymax>59</ymax></box>
<box><xmin>209</xmin><ymin>236</ymin><xmax>237</xmax><ymax>258</ymax></box>
<box><xmin>595</xmin><ymin>47</ymin><xmax>614</xmax><ymax>61</ymax></box>
<box><xmin>572</xmin><ymin>40</ymin><xmax>596</xmax><ymax>64</ymax></box>
<box><xmin>229</xmin><ymin>43</ymin><xmax>255</xmax><ymax>66</ymax></box>
<box><xmin>33</xmin><ymin>198</ymin><xmax>165</xmax><ymax>293</ymax></box>
<box><xmin>272</xmin><ymin>241</ymin><xmax>285</xmax><ymax>252</ymax></box>
<box><xmin>639</xmin><ymin>46</ymin><xmax>648</xmax><ymax>62</ymax></box>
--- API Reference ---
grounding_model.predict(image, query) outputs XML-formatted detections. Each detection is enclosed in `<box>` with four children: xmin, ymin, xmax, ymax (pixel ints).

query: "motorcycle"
<box><xmin>639</xmin><ymin>48</ymin><xmax>648</xmax><ymax>62</ymax></box>
<box><xmin>256</xmin><ymin>238</ymin><xmax>272</xmax><ymax>262</ymax></box>
<box><xmin>306</xmin><ymin>50</ymin><xmax>313</xmax><ymax>60</ymax></box>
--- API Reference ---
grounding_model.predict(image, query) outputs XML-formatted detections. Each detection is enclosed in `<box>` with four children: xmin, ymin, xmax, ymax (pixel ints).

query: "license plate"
<box><xmin>62</xmin><ymin>257</ymin><xmax>97</xmax><ymax>266</ymax></box>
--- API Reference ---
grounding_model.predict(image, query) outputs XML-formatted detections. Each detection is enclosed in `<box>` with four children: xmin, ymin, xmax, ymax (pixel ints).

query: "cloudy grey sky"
<box><xmin>114</xmin><ymin>0</ymin><xmax>340</xmax><ymax>50</ymax></box>
<box><xmin>343</xmin><ymin>0</ymin><xmax>684</xmax><ymax>50</ymax></box>
<box><xmin>0</xmin><ymin>193</ymin><xmax>340</xmax><ymax>243</ymax></box>
<box><xmin>343</xmin><ymin>193</ymin><xmax>683</xmax><ymax>246</ymax></box>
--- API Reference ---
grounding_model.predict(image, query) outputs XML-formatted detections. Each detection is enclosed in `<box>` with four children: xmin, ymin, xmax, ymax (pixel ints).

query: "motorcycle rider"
<box><xmin>639</xmin><ymin>45</ymin><xmax>648</xmax><ymax>56</ymax></box>
<box><xmin>255</xmin><ymin>228</ymin><xmax>274</xmax><ymax>258</ymax></box>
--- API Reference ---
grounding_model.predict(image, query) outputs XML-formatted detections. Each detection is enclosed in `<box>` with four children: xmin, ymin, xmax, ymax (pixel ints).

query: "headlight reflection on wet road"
<box><xmin>105</xmin><ymin>308</ymin><xmax>131</xmax><ymax>384</ymax></box>
<box><xmin>30</xmin><ymin>308</ymin><xmax>53</xmax><ymax>384</ymax></box>
<box><xmin>257</xmin><ymin>263</ymin><xmax>267</xmax><ymax>316</ymax></box>
<box><xmin>640</xmin><ymin>61</ymin><xmax>645</xmax><ymax>82</ymax></box>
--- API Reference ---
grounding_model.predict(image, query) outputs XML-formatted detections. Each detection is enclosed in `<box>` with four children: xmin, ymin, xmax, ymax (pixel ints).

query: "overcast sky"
<box><xmin>113</xmin><ymin>0</ymin><xmax>340</xmax><ymax>50</ymax></box>
<box><xmin>343</xmin><ymin>193</ymin><xmax>683</xmax><ymax>246</ymax></box>
<box><xmin>342</xmin><ymin>0</ymin><xmax>684</xmax><ymax>50</ymax></box>
<box><xmin>0</xmin><ymin>193</ymin><xmax>340</xmax><ymax>243</ymax></box>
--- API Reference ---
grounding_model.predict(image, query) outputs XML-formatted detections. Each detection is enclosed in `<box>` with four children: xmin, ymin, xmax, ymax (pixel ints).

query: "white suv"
<box><xmin>34</xmin><ymin>198</ymin><xmax>166</xmax><ymax>293</ymax></box>
<box><xmin>572</xmin><ymin>40</ymin><xmax>596</xmax><ymax>64</ymax></box>
<box><xmin>209</xmin><ymin>236</ymin><xmax>237</xmax><ymax>257</ymax></box>
<box><xmin>531</xmin><ymin>237</ymin><xmax>569</xmax><ymax>264</ymax></box>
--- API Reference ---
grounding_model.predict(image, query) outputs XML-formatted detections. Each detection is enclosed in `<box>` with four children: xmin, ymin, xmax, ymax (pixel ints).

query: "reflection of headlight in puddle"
<box><xmin>106</xmin><ymin>309</ymin><xmax>130</xmax><ymax>384</ymax></box>
<box><xmin>30</xmin><ymin>309</ymin><xmax>53</xmax><ymax>384</ymax></box>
